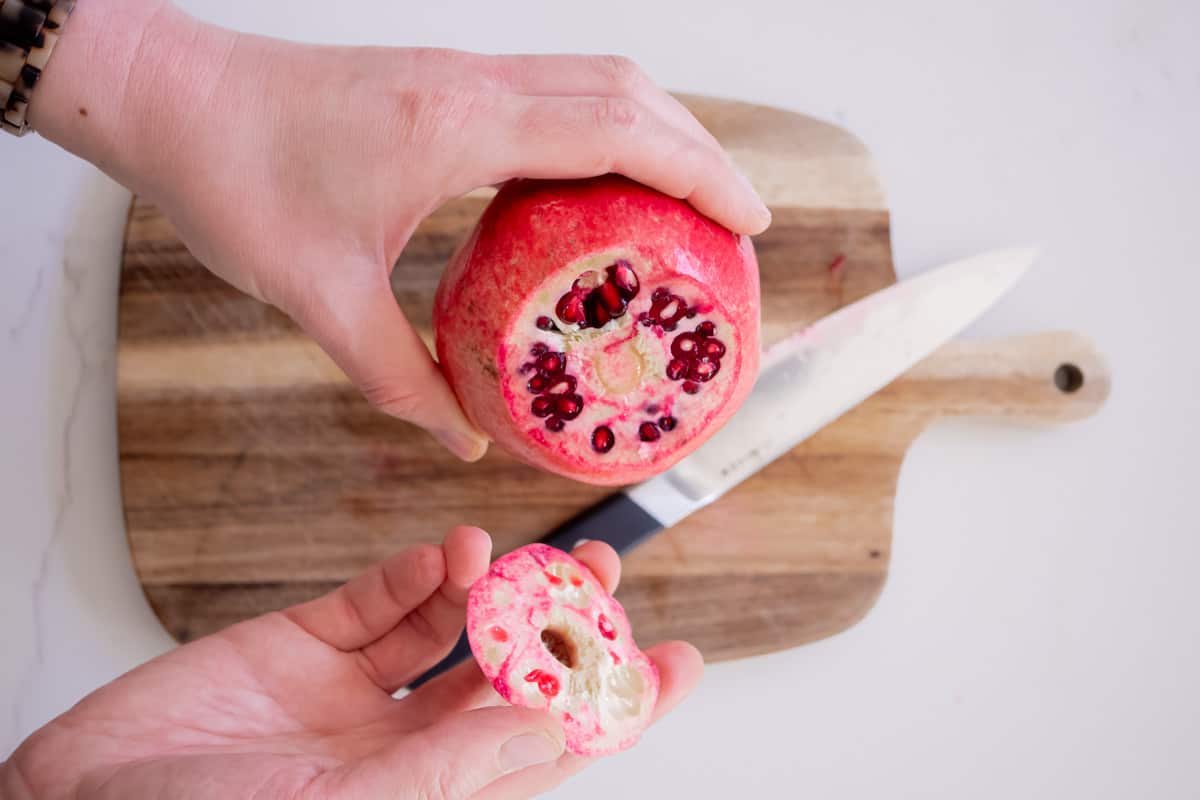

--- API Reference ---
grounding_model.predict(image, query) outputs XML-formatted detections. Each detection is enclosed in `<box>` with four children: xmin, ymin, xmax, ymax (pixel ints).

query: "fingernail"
<box><xmin>434</xmin><ymin>429</ymin><xmax>489</xmax><ymax>462</ymax></box>
<box><xmin>499</xmin><ymin>732</ymin><xmax>564</xmax><ymax>772</ymax></box>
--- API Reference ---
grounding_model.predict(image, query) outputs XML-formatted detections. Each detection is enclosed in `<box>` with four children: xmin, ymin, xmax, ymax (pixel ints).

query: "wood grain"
<box><xmin>118</xmin><ymin>96</ymin><xmax>1109</xmax><ymax>659</ymax></box>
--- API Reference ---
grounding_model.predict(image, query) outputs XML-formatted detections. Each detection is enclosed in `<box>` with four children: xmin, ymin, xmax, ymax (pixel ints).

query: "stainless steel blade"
<box><xmin>627</xmin><ymin>247</ymin><xmax>1037</xmax><ymax>526</ymax></box>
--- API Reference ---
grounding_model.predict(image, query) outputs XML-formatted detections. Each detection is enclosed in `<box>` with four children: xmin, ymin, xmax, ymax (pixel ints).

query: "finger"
<box><xmin>314</xmin><ymin>706</ymin><xmax>565</xmax><ymax>800</ymax></box>
<box><xmin>473</xmin><ymin>94</ymin><xmax>771</xmax><ymax>235</ymax></box>
<box><xmin>401</xmin><ymin>539</ymin><xmax>623</xmax><ymax>719</ymax></box>
<box><xmin>486</xmin><ymin>54</ymin><xmax>726</xmax><ymax>153</ymax></box>
<box><xmin>284</xmin><ymin>542</ymin><xmax>446</xmax><ymax>651</ymax></box>
<box><xmin>288</xmin><ymin>266</ymin><xmax>489</xmax><ymax>461</ymax></box>
<box><xmin>569</xmin><ymin>538</ymin><xmax>621</xmax><ymax>594</ymax></box>
<box><xmin>473</xmin><ymin>640</ymin><xmax>705</xmax><ymax>800</ymax></box>
<box><xmin>359</xmin><ymin>526</ymin><xmax>493</xmax><ymax>691</ymax></box>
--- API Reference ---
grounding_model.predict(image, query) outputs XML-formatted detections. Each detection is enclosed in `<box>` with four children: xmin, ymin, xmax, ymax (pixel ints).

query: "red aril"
<box><xmin>466</xmin><ymin>544</ymin><xmax>658</xmax><ymax>755</ymax></box>
<box><xmin>434</xmin><ymin>175</ymin><xmax>761</xmax><ymax>485</ymax></box>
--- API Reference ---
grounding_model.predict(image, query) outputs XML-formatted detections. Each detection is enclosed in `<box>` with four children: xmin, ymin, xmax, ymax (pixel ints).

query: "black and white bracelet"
<box><xmin>0</xmin><ymin>0</ymin><xmax>75</xmax><ymax>136</ymax></box>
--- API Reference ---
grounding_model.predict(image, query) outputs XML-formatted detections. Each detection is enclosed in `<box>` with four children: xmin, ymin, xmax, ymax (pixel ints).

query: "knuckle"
<box><xmin>596</xmin><ymin>54</ymin><xmax>645</xmax><ymax>92</ymax></box>
<box><xmin>592</xmin><ymin>96</ymin><xmax>641</xmax><ymax>133</ymax></box>
<box><xmin>359</xmin><ymin>380</ymin><xmax>426</xmax><ymax>420</ymax></box>
<box><xmin>392</xmin><ymin>86</ymin><xmax>489</xmax><ymax>143</ymax></box>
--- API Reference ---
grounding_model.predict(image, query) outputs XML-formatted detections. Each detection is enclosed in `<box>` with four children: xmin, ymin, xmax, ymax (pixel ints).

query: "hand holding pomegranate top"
<box><xmin>436</xmin><ymin>176</ymin><xmax>762</xmax><ymax>484</ymax></box>
<box><xmin>3</xmin><ymin>530</ymin><xmax>704</xmax><ymax>799</ymax></box>
<box><xmin>30</xmin><ymin>0</ymin><xmax>772</xmax><ymax>463</ymax></box>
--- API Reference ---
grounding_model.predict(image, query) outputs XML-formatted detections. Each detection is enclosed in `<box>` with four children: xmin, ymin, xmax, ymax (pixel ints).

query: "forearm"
<box><xmin>28</xmin><ymin>0</ymin><xmax>236</xmax><ymax>197</ymax></box>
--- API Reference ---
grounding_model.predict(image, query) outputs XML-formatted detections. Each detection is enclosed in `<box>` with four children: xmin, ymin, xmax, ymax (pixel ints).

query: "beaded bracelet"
<box><xmin>0</xmin><ymin>0</ymin><xmax>75</xmax><ymax>136</ymax></box>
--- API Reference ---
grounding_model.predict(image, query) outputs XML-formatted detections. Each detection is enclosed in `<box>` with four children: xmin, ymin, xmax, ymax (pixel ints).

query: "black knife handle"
<box><xmin>538</xmin><ymin>492</ymin><xmax>663</xmax><ymax>555</ymax></box>
<box><xmin>407</xmin><ymin>493</ymin><xmax>663</xmax><ymax>689</ymax></box>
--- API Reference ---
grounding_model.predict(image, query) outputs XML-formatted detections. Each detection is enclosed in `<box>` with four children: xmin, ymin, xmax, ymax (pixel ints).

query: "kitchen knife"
<box><xmin>409</xmin><ymin>247</ymin><xmax>1036</xmax><ymax>688</ymax></box>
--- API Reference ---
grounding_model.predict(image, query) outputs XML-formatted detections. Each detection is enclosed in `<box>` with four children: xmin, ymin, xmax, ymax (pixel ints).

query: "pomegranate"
<box><xmin>434</xmin><ymin>175</ymin><xmax>761</xmax><ymax>485</ymax></box>
<box><xmin>466</xmin><ymin>544</ymin><xmax>659</xmax><ymax>755</ymax></box>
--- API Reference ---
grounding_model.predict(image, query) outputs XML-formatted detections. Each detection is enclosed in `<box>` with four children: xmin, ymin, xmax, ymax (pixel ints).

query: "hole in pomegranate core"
<box><xmin>1054</xmin><ymin>363</ymin><xmax>1084</xmax><ymax>393</ymax></box>
<box><xmin>541</xmin><ymin>628</ymin><xmax>576</xmax><ymax>668</ymax></box>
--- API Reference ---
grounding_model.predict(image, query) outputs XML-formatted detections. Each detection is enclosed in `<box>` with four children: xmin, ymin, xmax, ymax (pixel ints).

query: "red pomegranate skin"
<box><xmin>434</xmin><ymin>175</ymin><xmax>761</xmax><ymax>485</ymax></box>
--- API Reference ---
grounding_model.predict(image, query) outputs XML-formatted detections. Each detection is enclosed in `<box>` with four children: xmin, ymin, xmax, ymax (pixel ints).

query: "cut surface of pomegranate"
<box><xmin>466</xmin><ymin>544</ymin><xmax>659</xmax><ymax>756</ymax></box>
<box><xmin>434</xmin><ymin>175</ymin><xmax>761</xmax><ymax>485</ymax></box>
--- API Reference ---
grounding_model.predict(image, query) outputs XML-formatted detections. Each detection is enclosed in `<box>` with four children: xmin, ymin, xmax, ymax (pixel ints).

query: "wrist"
<box><xmin>29</xmin><ymin>0</ymin><xmax>236</xmax><ymax>196</ymax></box>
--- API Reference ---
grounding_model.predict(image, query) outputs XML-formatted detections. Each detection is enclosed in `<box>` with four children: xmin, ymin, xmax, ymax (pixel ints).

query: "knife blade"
<box><xmin>409</xmin><ymin>246</ymin><xmax>1036</xmax><ymax>687</ymax></box>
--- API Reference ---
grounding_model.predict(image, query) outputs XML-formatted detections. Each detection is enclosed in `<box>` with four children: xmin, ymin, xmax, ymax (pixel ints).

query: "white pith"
<box><xmin>468</xmin><ymin>547</ymin><xmax>656</xmax><ymax>754</ymax></box>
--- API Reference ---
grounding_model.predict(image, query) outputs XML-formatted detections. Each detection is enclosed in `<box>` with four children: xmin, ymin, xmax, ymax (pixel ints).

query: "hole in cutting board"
<box><xmin>1054</xmin><ymin>363</ymin><xmax>1084</xmax><ymax>394</ymax></box>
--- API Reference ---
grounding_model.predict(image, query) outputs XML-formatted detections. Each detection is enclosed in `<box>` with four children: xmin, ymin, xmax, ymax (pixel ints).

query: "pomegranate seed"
<box><xmin>671</xmin><ymin>332</ymin><xmax>700</xmax><ymax>359</ymax></box>
<box><xmin>545</xmin><ymin>571</ymin><xmax>563</xmax><ymax>586</ymax></box>
<box><xmin>555</xmin><ymin>394</ymin><xmax>584</xmax><ymax>420</ymax></box>
<box><xmin>570</xmin><ymin>575</ymin><xmax>584</xmax><ymax>587</ymax></box>
<box><xmin>596</xmin><ymin>281</ymin><xmax>626</xmax><ymax>315</ymax></box>
<box><xmin>591</xmin><ymin>425</ymin><xmax>615</xmax><ymax>453</ymax></box>
<box><xmin>701</xmin><ymin>339</ymin><xmax>726</xmax><ymax>358</ymax></box>
<box><xmin>683</xmin><ymin>381</ymin><xmax>700</xmax><ymax>394</ymax></box>
<box><xmin>530</xmin><ymin>342</ymin><xmax>549</xmax><ymax>357</ymax></box>
<box><xmin>545</xmin><ymin>416</ymin><xmax>565</xmax><ymax>432</ymax></box>
<box><xmin>585</xmin><ymin>298</ymin><xmax>613</xmax><ymax>328</ymax></box>
<box><xmin>652</xmin><ymin>287</ymin><xmax>670</xmax><ymax>302</ymax></box>
<box><xmin>696</xmin><ymin>321</ymin><xmax>716</xmax><ymax>337</ymax></box>
<box><xmin>523</xmin><ymin>668</ymin><xmax>561</xmax><ymax>698</ymax></box>
<box><xmin>666</xmin><ymin>359</ymin><xmax>688</xmax><ymax>380</ymax></box>
<box><xmin>538</xmin><ymin>673</ymin><xmax>560</xmax><ymax>698</ymax></box>
<box><xmin>658</xmin><ymin>416</ymin><xmax>677</xmax><ymax>431</ymax></box>
<box><xmin>527</xmin><ymin>375</ymin><xmax>548</xmax><ymax>393</ymax></box>
<box><xmin>556</xmin><ymin>293</ymin><xmax>584</xmax><ymax>325</ymax></box>
<box><xmin>537</xmin><ymin>352</ymin><xmax>564</xmax><ymax>375</ymax></box>
<box><xmin>638</xmin><ymin>422</ymin><xmax>661</xmax><ymax>442</ymax></box>
<box><xmin>609</xmin><ymin>261</ymin><xmax>640</xmax><ymax>297</ymax></box>
<box><xmin>646</xmin><ymin>403</ymin><xmax>661</xmax><ymax>414</ymax></box>
<box><xmin>536</xmin><ymin>316</ymin><xmax>557</xmax><ymax>332</ymax></box>
<box><xmin>490</xmin><ymin>625</ymin><xmax>508</xmax><ymax>642</ymax></box>
<box><xmin>598</xmin><ymin>613</ymin><xmax>617</xmax><ymax>640</ymax></box>
<box><xmin>610</xmin><ymin>649</ymin><xmax>622</xmax><ymax>665</ymax></box>
<box><xmin>689</xmin><ymin>358</ymin><xmax>719</xmax><ymax>382</ymax></box>
<box><xmin>531</xmin><ymin>396</ymin><xmax>553</xmax><ymax>417</ymax></box>
<box><xmin>573</xmin><ymin>270</ymin><xmax>604</xmax><ymax>290</ymax></box>
<box><xmin>544</xmin><ymin>375</ymin><xmax>577</xmax><ymax>395</ymax></box>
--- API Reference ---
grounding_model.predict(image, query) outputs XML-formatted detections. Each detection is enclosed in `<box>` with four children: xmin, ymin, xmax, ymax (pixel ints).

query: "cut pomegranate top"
<box><xmin>435</xmin><ymin>175</ymin><xmax>761</xmax><ymax>485</ymax></box>
<box><xmin>466</xmin><ymin>544</ymin><xmax>659</xmax><ymax>755</ymax></box>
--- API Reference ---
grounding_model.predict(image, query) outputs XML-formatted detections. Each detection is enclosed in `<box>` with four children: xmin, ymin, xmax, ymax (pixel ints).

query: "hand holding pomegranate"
<box><xmin>2</xmin><ymin>529</ymin><xmax>703</xmax><ymax>799</ymax></box>
<box><xmin>31</xmin><ymin>0</ymin><xmax>771</xmax><ymax>461</ymax></box>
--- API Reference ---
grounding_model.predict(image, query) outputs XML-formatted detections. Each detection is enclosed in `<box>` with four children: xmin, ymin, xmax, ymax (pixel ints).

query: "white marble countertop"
<box><xmin>3</xmin><ymin>0</ymin><xmax>1198</xmax><ymax>796</ymax></box>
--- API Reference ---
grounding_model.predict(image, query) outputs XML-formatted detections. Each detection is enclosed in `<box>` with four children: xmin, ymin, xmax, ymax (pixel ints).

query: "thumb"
<box><xmin>327</xmin><ymin>706</ymin><xmax>566</xmax><ymax>799</ymax></box>
<box><xmin>291</xmin><ymin>265</ymin><xmax>489</xmax><ymax>461</ymax></box>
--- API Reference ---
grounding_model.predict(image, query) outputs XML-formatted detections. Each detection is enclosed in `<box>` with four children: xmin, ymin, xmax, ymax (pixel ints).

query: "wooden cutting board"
<box><xmin>117</xmin><ymin>95</ymin><xmax>1110</xmax><ymax>661</ymax></box>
